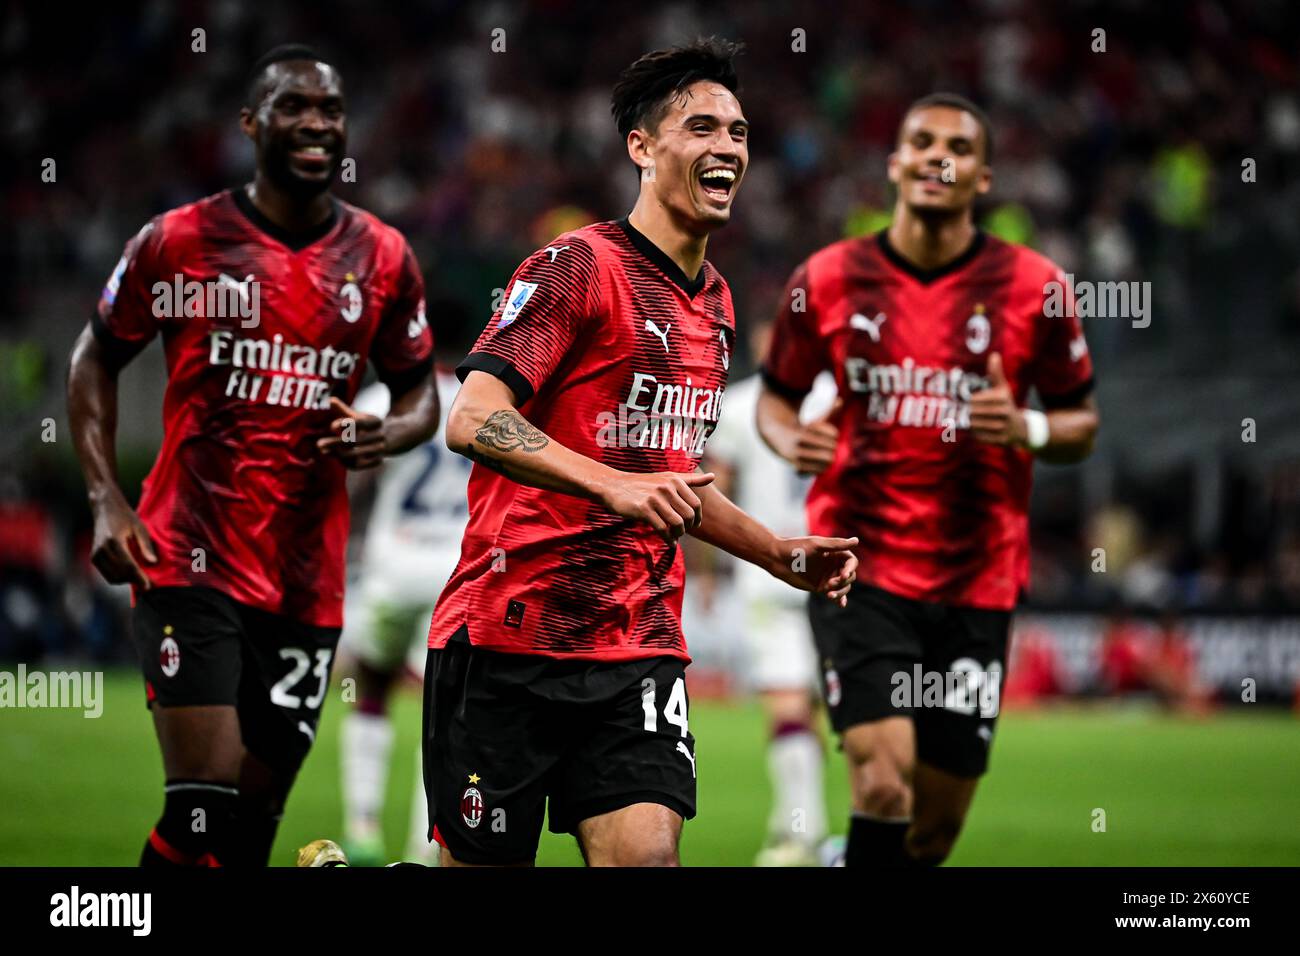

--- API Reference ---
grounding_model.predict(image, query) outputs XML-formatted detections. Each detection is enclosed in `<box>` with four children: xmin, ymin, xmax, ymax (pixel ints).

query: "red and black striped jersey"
<box><xmin>94</xmin><ymin>188</ymin><xmax>432</xmax><ymax>627</ymax></box>
<box><xmin>428</xmin><ymin>218</ymin><xmax>736</xmax><ymax>661</ymax></box>
<box><xmin>764</xmin><ymin>230</ymin><xmax>1093</xmax><ymax>611</ymax></box>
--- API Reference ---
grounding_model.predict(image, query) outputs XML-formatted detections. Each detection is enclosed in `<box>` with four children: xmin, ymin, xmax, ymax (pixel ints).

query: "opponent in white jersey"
<box><xmin>339</xmin><ymin>369</ymin><xmax>470</xmax><ymax>866</ymax></box>
<box><xmin>705</xmin><ymin>318</ymin><xmax>837</xmax><ymax>866</ymax></box>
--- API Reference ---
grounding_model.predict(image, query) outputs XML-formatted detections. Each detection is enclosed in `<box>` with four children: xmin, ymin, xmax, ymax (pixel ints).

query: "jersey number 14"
<box><xmin>640</xmin><ymin>677</ymin><xmax>688</xmax><ymax>736</ymax></box>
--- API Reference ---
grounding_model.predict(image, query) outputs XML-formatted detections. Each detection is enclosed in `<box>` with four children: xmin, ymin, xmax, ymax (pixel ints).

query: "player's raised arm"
<box><xmin>967</xmin><ymin>351</ymin><xmax>1098</xmax><ymax>463</ymax></box>
<box><xmin>1027</xmin><ymin>282</ymin><xmax>1100</xmax><ymax>462</ymax></box>
<box><xmin>445</xmin><ymin>370</ymin><xmax>715</xmax><ymax>544</ymax></box>
<box><xmin>1030</xmin><ymin>392</ymin><xmax>1099</xmax><ymax>464</ymax></box>
<box><xmin>968</xmin><ymin>270</ymin><xmax>1100</xmax><ymax>467</ymax></box>
<box><xmin>968</xmin><ymin>258</ymin><xmax>1099</xmax><ymax>463</ymax></box>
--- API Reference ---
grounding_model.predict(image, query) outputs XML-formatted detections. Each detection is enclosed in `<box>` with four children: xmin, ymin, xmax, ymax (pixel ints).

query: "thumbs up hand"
<box><xmin>969</xmin><ymin>352</ymin><xmax>1028</xmax><ymax>448</ymax></box>
<box><xmin>986</xmin><ymin>352</ymin><xmax>1008</xmax><ymax>388</ymax></box>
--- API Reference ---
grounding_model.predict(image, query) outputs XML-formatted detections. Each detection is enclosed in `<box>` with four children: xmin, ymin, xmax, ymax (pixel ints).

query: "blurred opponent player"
<box><xmin>66</xmin><ymin>45</ymin><xmax>438</xmax><ymax>866</ymax></box>
<box><xmin>423</xmin><ymin>39</ymin><xmax>858</xmax><ymax>867</ymax></box>
<box><xmin>758</xmin><ymin>93</ymin><xmax>1099</xmax><ymax>865</ymax></box>
<box><xmin>338</xmin><ymin>365</ymin><xmax>469</xmax><ymax>866</ymax></box>
<box><xmin>703</xmin><ymin>317</ymin><xmax>836</xmax><ymax>866</ymax></box>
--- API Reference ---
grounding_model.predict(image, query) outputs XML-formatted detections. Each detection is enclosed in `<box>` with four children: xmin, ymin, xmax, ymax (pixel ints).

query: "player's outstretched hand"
<box><xmin>767</xmin><ymin>535</ymin><xmax>859</xmax><ymax>607</ymax></box>
<box><xmin>317</xmin><ymin>396</ymin><xmax>387</xmax><ymax>469</ymax></box>
<box><xmin>792</xmin><ymin>400</ymin><xmax>841</xmax><ymax>475</ymax></box>
<box><xmin>598</xmin><ymin>471</ymin><xmax>715</xmax><ymax>544</ymax></box>
<box><xmin>969</xmin><ymin>353</ymin><xmax>1027</xmax><ymax>447</ymax></box>
<box><xmin>90</xmin><ymin>493</ymin><xmax>158</xmax><ymax>590</ymax></box>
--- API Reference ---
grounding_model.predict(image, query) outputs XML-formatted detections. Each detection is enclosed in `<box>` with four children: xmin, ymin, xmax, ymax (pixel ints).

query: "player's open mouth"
<box><xmin>916</xmin><ymin>170</ymin><xmax>952</xmax><ymax>191</ymax></box>
<box><xmin>698</xmin><ymin>166</ymin><xmax>737</xmax><ymax>204</ymax></box>
<box><xmin>290</xmin><ymin>144</ymin><xmax>334</xmax><ymax>169</ymax></box>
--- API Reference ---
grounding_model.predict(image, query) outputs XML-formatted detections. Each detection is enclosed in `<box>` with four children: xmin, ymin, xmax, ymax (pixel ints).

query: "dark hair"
<box><xmin>611</xmin><ymin>37</ymin><xmax>743</xmax><ymax>139</ymax></box>
<box><xmin>246</xmin><ymin>44</ymin><xmax>333</xmax><ymax>106</ymax></box>
<box><xmin>901</xmin><ymin>92</ymin><xmax>994</xmax><ymax>164</ymax></box>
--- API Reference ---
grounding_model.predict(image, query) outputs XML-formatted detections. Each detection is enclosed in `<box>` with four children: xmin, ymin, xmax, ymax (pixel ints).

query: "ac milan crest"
<box><xmin>160</xmin><ymin>634</ymin><xmax>180</xmax><ymax>678</ymax></box>
<box><xmin>461</xmin><ymin>786</ymin><xmax>484</xmax><ymax>829</ymax></box>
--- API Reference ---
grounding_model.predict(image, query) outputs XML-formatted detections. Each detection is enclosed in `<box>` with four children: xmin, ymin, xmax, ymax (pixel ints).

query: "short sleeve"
<box><xmin>370</xmin><ymin>240</ymin><xmax>434</xmax><ymax>393</ymax></box>
<box><xmin>1032</xmin><ymin>265</ymin><xmax>1095</xmax><ymax>408</ymax></box>
<box><xmin>457</xmin><ymin>237</ymin><xmax>600</xmax><ymax>404</ymax></box>
<box><xmin>761</xmin><ymin>260</ymin><xmax>828</xmax><ymax>401</ymax></box>
<box><xmin>93</xmin><ymin>217</ymin><xmax>168</xmax><ymax>352</ymax></box>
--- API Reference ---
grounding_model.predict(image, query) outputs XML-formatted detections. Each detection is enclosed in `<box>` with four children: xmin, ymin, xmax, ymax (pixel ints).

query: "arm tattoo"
<box><xmin>474</xmin><ymin>409</ymin><xmax>550</xmax><ymax>453</ymax></box>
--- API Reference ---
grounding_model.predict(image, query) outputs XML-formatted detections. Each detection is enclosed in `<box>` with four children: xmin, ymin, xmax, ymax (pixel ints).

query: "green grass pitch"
<box><xmin>2</xmin><ymin>669</ymin><xmax>1297</xmax><ymax>866</ymax></box>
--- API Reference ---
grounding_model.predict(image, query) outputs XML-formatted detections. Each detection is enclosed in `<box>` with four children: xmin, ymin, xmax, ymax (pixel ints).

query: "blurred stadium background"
<box><xmin>2</xmin><ymin>0</ymin><xmax>1299</xmax><ymax>865</ymax></box>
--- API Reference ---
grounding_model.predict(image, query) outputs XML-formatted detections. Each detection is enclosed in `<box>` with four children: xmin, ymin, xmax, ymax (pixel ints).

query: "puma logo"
<box><xmin>849</xmin><ymin>311</ymin><xmax>887</xmax><ymax>342</ymax></box>
<box><xmin>544</xmin><ymin>245</ymin><xmax>570</xmax><ymax>262</ymax></box>
<box><xmin>675</xmin><ymin>740</ymin><xmax>696</xmax><ymax>778</ymax></box>
<box><xmin>645</xmin><ymin>319</ymin><xmax>671</xmax><ymax>353</ymax></box>
<box><xmin>217</xmin><ymin>272</ymin><xmax>256</xmax><ymax>307</ymax></box>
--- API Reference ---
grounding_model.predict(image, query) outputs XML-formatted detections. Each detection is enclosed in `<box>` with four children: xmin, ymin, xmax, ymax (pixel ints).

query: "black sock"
<box><xmin>845</xmin><ymin>813</ymin><xmax>911</xmax><ymax>867</ymax></box>
<box><xmin>228</xmin><ymin>805</ymin><xmax>283</xmax><ymax>867</ymax></box>
<box><xmin>140</xmin><ymin>780</ymin><xmax>238</xmax><ymax>867</ymax></box>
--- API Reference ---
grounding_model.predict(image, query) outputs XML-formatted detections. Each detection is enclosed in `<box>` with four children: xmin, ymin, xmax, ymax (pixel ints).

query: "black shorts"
<box><xmin>421</xmin><ymin>628</ymin><xmax>697</xmax><ymax>865</ymax></box>
<box><xmin>808</xmin><ymin>583</ymin><xmax>1011</xmax><ymax>777</ymax></box>
<box><xmin>132</xmin><ymin>586</ymin><xmax>341</xmax><ymax>773</ymax></box>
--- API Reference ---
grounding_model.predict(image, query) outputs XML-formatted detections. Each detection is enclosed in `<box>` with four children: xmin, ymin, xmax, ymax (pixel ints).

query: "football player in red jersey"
<box><xmin>66</xmin><ymin>45</ymin><xmax>439</xmax><ymax>867</ymax></box>
<box><xmin>758</xmin><ymin>94</ymin><xmax>1100</xmax><ymax>866</ymax></box>
<box><xmin>421</xmin><ymin>39</ymin><xmax>858</xmax><ymax>867</ymax></box>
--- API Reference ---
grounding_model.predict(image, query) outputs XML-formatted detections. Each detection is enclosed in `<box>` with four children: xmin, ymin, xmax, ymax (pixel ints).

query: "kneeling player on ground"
<box><xmin>423</xmin><ymin>39</ymin><xmax>858</xmax><ymax>867</ymax></box>
<box><xmin>758</xmin><ymin>94</ymin><xmax>1099</xmax><ymax>865</ymax></box>
<box><xmin>67</xmin><ymin>46</ymin><xmax>438</xmax><ymax>866</ymax></box>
